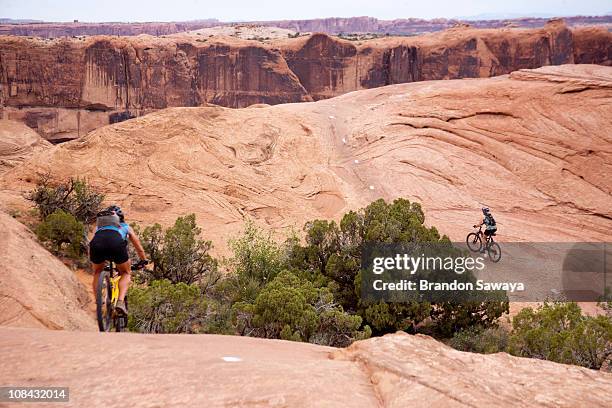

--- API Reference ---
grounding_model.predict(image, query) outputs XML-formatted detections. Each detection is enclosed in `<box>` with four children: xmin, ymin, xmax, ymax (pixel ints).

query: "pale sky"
<box><xmin>1</xmin><ymin>0</ymin><xmax>610</xmax><ymax>22</ymax></box>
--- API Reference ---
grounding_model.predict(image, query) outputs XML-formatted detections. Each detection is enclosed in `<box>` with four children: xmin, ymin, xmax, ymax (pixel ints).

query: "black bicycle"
<box><xmin>466</xmin><ymin>225</ymin><xmax>502</xmax><ymax>263</ymax></box>
<box><xmin>96</xmin><ymin>260</ymin><xmax>148</xmax><ymax>332</ymax></box>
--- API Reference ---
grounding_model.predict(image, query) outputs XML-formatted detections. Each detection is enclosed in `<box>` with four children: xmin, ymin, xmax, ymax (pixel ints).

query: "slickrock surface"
<box><xmin>0</xmin><ymin>327</ymin><xmax>610</xmax><ymax>407</ymax></box>
<box><xmin>0</xmin><ymin>210</ymin><xmax>95</xmax><ymax>330</ymax></box>
<box><xmin>1</xmin><ymin>20</ymin><xmax>610</xmax><ymax>140</ymax></box>
<box><xmin>0</xmin><ymin>120</ymin><xmax>50</xmax><ymax>173</ymax></box>
<box><xmin>2</xmin><ymin>64</ymin><xmax>610</xmax><ymax>248</ymax></box>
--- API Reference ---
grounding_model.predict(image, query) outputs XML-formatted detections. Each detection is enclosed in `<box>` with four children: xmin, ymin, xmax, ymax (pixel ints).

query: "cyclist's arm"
<box><xmin>127</xmin><ymin>228</ymin><xmax>146</xmax><ymax>260</ymax></box>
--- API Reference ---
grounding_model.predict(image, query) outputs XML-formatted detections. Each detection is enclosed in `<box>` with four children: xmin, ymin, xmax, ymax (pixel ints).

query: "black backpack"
<box><xmin>485</xmin><ymin>214</ymin><xmax>496</xmax><ymax>227</ymax></box>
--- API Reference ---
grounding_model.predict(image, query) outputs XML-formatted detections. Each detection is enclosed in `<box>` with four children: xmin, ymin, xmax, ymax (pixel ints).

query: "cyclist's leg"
<box><xmin>91</xmin><ymin>262</ymin><xmax>105</xmax><ymax>296</ymax></box>
<box><xmin>89</xmin><ymin>234</ymin><xmax>107</xmax><ymax>297</ymax></box>
<box><xmin>481</xmin><ymin>230</ymin><xmax>490</xmax><ymax>252</ymax></box>
<box><xmin>116</xmin><ymin>261</ymin><xmax>131</xmax><ymax>302</ymax></box>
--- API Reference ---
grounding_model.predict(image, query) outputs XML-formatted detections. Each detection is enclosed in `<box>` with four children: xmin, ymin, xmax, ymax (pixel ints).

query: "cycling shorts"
<box><xmin>484</xmin><ymin>228</ymin><xmax>497</xmax><ymax>237</ymax></box>
<box><xmin>89</xmin><ymin>229</ymin><xmax>129</xmax><ymax>264</ymax></box>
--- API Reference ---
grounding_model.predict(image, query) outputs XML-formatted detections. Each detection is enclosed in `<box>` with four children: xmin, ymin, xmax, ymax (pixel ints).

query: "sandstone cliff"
<box><xmin>1</xmin><ymin>21</ymin><xmax>610</xmax><ymax>141</ymax></box>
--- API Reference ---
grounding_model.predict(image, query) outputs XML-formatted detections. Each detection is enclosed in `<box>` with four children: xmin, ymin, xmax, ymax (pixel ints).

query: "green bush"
<box><xmin>28</xmin><ymin>175</ymin><xmax>104</xmax><ymax>223</ymax></box>
<box><xmin>508</xmin><ymin>302</ymin><xmax>612</xmax><ymax>369</ymax></box>
<box><xmin>128</xmin><ymin>279</ymin><xmax>208</xmax><ymax>333</ymax></box>
<box><xmin>233</xmin><ymin>271</ymin><xmax>370</xmax><ymax>346</ymax></box>
<box><xmin>449</xmin><ymin>325</ymin><xmax>509</xmax><ymax>354</ymax></box>
<box><xmin>206</xmin><ymin>222</ymin><xmax>291</xmax><ymax>337</ymax></box>
<box><xmin>226</xmin><ymin>221</ymin><xmax>285</xmax><ymax>303</ymax></box>
<box><xmin>36</xmin><ymin>210</ymin><xmax>84</xmax><ymax>258</ymax></box>
<box><xmin>140</xmin><ymin>214</ymin><xmax>218</xmax><ymax>285</ymax></box>
<box><xmin>285</xmin><ymin>198</ymin><xmax>508</xmax><ymax>336</ymax></box>
<box><xmin>125</xmin><ymin>200</ymin><xmax>507</xmax><ymax>349</ymax></box>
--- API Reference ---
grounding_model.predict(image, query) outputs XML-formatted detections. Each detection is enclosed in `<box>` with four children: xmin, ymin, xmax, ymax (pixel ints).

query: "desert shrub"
<box><xmin>508</xmin><ymin>302</ymin><xmax>612</xmax><ymax>369</ymax></box>
<box><xmin>140</xmin><ymin>214</ymin><xmax>218</xmax><ymax>285</ymax></box>
<box><xmin>285</xmin><ymin>198</ymin><xmax>508</xmax><ymax>336</ymax></box>
<box><xmin>311</xmin><ymin>289</ymin><xmax>372</xmax><ymax>346</ymax></box>
<box><xmin>36</xmin><ymin>210</ymin><xmax>84</xmax><ymax>258</ymax></box>
<box><xmin>234</xmin><ymin>271</ymin><xmax>318</xmax><ymax>339</ymax></box>
<box><xmin>226</xmin><ymin>221</ymin><xmax>285</xmax><ymax>302</ymax></box>
<box><xmin>233</xmin><ymin>271</ymin><xmax>370</xmax><ymax>346</ymax></box>
<box><xmin>229</xmin><ymin>221</ymin><xmax>285</xmax><ymax>281</ymax></box>
<box><xmin>449</xmin><ymin>325</ymin><xmax>509</xmax><ymax>354</ymax></box>
<box><xmin>429</xmin><ymin>294</ymin><xmax>509</xmax><ymax>338</ymax></box>
<box><xmin>201</xmin><ymin>299</ymin><xmax>235</xmax><ymax>335</ymax></box>
<box><xmin>28</xmin><ymin>175</ymin><xmax>104</xmax><ymax>223</ymax></box>
<box><xmin>132</xmin><ymin>199</ymin><xmax>505</xmax><ymax>347</ymax></box>
<box><xmin>128</xmin><ymin>279</ymin><xmax>208</xmax><ymax>333</ymax></box>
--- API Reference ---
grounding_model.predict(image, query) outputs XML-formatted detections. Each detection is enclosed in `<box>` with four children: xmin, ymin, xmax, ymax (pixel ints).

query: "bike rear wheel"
<box><xmin>96</xmin><ymin>270</ymin><xmax>112</xmax><ymax>332</ymax></box>
<box><xmin>114</xmin><ymin>296</ymin><xmax>128</xmax><ymax>332</ymax></box>
<box><xmin>466</xmin><ymin>233</ymin><xmax>482</xmax><ymax>252</ymax></box>
<box><xmin>488</xmin><ymin>242</ymin><xmax>502</xmax><ymax>263</ymax></box>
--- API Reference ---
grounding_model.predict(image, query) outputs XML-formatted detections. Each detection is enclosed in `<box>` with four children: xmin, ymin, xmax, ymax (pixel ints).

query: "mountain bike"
<box><xmin>96</xmin><ymin>260</ymin><xmax>148</xmax><ymax>332</ymax></box>
<box><xmin>466</xmin><ymin>225</ymin><xmax>502</xmax><ymax>263</ymax></box>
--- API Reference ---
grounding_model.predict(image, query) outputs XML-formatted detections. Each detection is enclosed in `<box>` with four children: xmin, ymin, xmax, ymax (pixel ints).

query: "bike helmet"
<box><xmin>482</xmin><ymin>207</ymin><xmax>490</xmax><ymax>215</ymax></box>
<box><xmin>107</xmin><ymin>205</ymin><xmax>125</xmax><ymax>222</ymax></box>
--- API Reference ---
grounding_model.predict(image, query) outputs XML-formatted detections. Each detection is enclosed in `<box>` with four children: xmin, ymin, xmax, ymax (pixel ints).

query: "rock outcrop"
<box><xmin>2</xmin><ymin>65</ymin><xmax>610</xmax><ymax>249</ymax></box>
<box><xmin>0</xmin><ymin>210</ymin><xmax>95</xmax><ymax>330</ymax></box>
<box><xmin>1</xmin><ymin>21</ymin><xmax>610</xmax><ymax>140</ymax></box>
<box><xmin>0</xmin><ymin>120</ymin><xmax>50</xmax><ymax>173</ymax></box>
<box><xmin>0</xmin><ymin>327</ymin><xmax>610</xmax><ymax>407</ymax></box>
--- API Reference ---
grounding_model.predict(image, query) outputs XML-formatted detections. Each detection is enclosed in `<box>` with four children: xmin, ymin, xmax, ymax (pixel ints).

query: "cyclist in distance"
<box><xmin>89</xmin><ymin>205</ymin><xmax>146</xmax><ymax>315</ymax></box>
<box><xmin>474</xmin><ymin>207</ymin><xmax>497</xmax><ymax>252</ymax></box>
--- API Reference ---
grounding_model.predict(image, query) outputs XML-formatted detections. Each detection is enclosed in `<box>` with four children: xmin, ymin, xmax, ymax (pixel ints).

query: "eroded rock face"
<box><xmin>0</xmin><ymin>120</ymin><xmax>50</xmax><ymax>172</ymax></box>
<box><xmin>332</xmin><ymin>332</ymin><xmax>612</xmax><ymax>407</ymax></box>
<box><xmin>1</xmin><ymin>21</ymin><xmax>610</xmax><ymax>141</ymax></box>
<box><xmin>0</xmin><ymin>210</ymin><xmax>95</xmax><ymax>330</ymax></box>
<box><xmin>2</xmin><ymin>65</ymin><xmax>610</xmax><ymax>251</ymax></box>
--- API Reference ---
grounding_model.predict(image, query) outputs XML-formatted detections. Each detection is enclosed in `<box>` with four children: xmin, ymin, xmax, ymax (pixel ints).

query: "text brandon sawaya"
<box><xmin>370</xmin><ymin>254</ymin><xmax>525</xmax><ymax>293</ymax></box>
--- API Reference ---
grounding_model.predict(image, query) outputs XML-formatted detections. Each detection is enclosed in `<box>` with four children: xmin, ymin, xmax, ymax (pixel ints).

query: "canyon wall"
<box><xmin>0</xmin><ymin>20</ymin><xmax>610</xmax><ymax>141</ymax></box>
<box><xmin>1</xmin><ymin>15</ymin><xmax>610</xmax><ymax>38</ymax></box>
<box><xmin>258</xmin><ymin>15</ymin><xmax>612</xmax><ymax>35</ymax></box>
<box><xmin>0</xmin><ymin>20</ymin><xmax>221</xmax><ymax>38</ymax></box>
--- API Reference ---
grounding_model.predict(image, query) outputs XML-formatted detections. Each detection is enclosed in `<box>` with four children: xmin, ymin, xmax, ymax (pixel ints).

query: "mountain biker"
<box><xmin>474</xmin><ymin>207</ymin><xmax>497</xmax><ymax>252</ymax></box>
<box><xmin>89</xmin><ymin>205</ymin><xmax>146</xmax><ymax>315</ymax></box>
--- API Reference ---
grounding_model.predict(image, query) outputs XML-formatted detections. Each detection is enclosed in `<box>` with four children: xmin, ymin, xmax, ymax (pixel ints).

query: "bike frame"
<box><xmin>476</xmin><ymin>226</ymin><xmax>495</xmax><ymax>247</ymax></box>
<box><xmin>105</xmin><ymin>262</ymin><xmax>121</xmax><ymax>309</ymax></box>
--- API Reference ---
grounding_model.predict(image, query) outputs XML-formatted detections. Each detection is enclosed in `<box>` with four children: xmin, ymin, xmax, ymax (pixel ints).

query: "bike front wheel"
<box><xmin>466</xmin><ymin>233</ymin><xmax>482</xmax><ymax>252</ymax></box>
<box><xmin>96</xmin><ymin>270</ymin><xmax>112</xmax><ymax>332</ymax></box>
<box><xmin>488</xmin><ymin>242</ymin><xmax>502</xmax><ymax>263</ymax></box>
